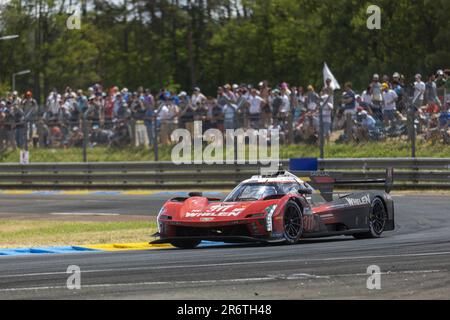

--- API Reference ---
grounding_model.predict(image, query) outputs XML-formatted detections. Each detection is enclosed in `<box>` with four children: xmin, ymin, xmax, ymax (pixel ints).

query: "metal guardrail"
<box><xmin>0</xmin><ymin>158</ymin><xmax>448</xmax><ymax>189</ymax></box>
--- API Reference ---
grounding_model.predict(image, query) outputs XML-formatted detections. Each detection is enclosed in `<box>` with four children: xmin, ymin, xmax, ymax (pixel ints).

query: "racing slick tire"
<box><xmin>283</xmin><ymin>201</ymin><xmax>303</xmax><ymax>245</ymax></box>
<box><xmin>353</xmin><ymin>197</ymin><xmax>388</xmax><ymax>239</ymax></box>
<box><xmin>170</xmin><ymin>239</ymin><xmax>201</xmax><ymax>249</ymax></box>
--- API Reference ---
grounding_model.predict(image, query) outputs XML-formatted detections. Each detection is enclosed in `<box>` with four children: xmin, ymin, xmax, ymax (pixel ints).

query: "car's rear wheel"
<box><xmin>353</xmin><ymin>198</ymin><xmax>387</xmax><ymax>239</ymax></box>
<box><xmin>283</xmin><ymin>201</ymin><xmax>303</xmax><ymax>244</ymax></box>
<box><xmin>170</xmin><ymin>239</ymin><xmax>201</xmax><ymax>249</ymax></box>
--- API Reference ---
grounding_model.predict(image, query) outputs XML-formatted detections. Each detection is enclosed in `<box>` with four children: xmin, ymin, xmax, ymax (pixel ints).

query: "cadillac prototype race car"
<box><xmin>151</xmin><ymin>171</ymin><xmax>395</xmax><ymax>249</ymax></box>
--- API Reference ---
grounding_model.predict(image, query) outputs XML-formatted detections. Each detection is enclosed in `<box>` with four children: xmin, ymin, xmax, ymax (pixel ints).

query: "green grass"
<box><xmin>0</xmin><ymin>220</ymin><xmax>157</xmax><ymax>248</ymax></box>
<box><xmin>0</xmin><ymin>140</ymin><xmax>448</xmax><ymax>163</ymax></box>
<box><xmin>281</xmin><ymin>141</ymin><xmax>450</xmax><ymax>158</ymax></box>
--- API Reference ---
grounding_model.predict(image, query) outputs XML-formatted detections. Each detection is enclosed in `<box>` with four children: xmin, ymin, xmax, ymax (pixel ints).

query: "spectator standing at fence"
<box><xmin>259</xmin><ymin>82</ymin><xmax>271</xmax><ymax>128</ymax></box>
<box><xmin>0</xmin><ymin>102</ymin><xmax>7</xmax><ymax>150</ymax></box>
<box><xmin>392</xmin><ymin>74</ymin><xmax>405</xmax><ymax>113</ymax></box>
<box><xmin>269</xmin><ymin>89</ymin><xmax>280</xmax><ymax>125</ymax></box>
<box><xmin>45</xmin><ymin>91</ymin><xmax>63</xmax><ymax>127</ymax></box>
<box><xmin>113</xmin><ymin>92</ymin><xmax>124</xmax><ymax>116</ymax></box>
<box><xmin>425</xmin><ymin>74</ymin><xmax>441</xmax><ymax>109</ymax></box>
<box><xmin>293</xmin><ymin>87</ymin><xmax>305</xmax><ymax>124</ymax></box>
<box><xmin>259</xmin><ymin>81</ymin><xmax>270</xmax><ymax>100</ymax></box>
<box><xmin>247</xmin><ymin>88</ymin><xmax>264</xmax><ymax>129</ymax></box>
<box><xmin>21</xmin><ymin>91</ymin><xmax>38</xmax><ymax>143</ymax></box>
<box><xmin>382</xmin><ymin>82</ymin><xmax>398</xmax><ymax>127</ymax></box>
<box><xmin>191</xmin><ymin>87</ymin><xmax>206</xmax><ymax>107</ymax></box>
<box><xmin>444</xmin><ymin>70</ymin><xmax>450</xmax><ymax>107</ymax></box>
<box><xmin>143</xmin><ymin>89</ymin><xmax>154</xmax><ymax>109</ymax></box>
<box><xmin>235</xmin><ymin>87</ymin><xmax>248</xmax><ymax>129</ymax></box>
<box><xmin>156</xmin><ymin>95</ymin><xmax>170</xmax><ymax>145</ymax></box>
<box><xmin>46</xmin><ymin>90</ymin><xmax>60</xmax><ymax>115</ymax></box>
<box><xmin>86</xmin><ymin>95</ymin><xmax>103</xmax><ymax>126</ymax></box>
<box><xmin>4</xmin><ymin>102</ymin><xmax>16</xmax><ymax>150</ymax></box>
<box><xmin>361</xmin><ymin>86</ymin><xmax>372</xmax><ymax>105</ymax></box>
<box><xmin>211</xmin><ymin>90</ymin><xmax>224</xmax><ymax>132</ymax></box>
<box><xmin>64</xmin><ymin>92</ymin><xmax>78</xmax><ymax>122</ymax></box>
<box><xmin>130</xmin><ymin>92</ymin><xmax>147</xmax><ymax>146</ymax></box>
<box><xmin>370</xmin><ymin>74</ymin><xmax>383</xmax><ymax>121</ymax></box>
<box><xmin>76</xmin><ymin>90</ymin><xmax>88</xmax><ymax>114</ymax></box>
<box><xmin>223</xmin><ymin>97</ymin><xmax>237</xmax><ymax>131</ymax></box>
<box><xmin>103</xmin><ymin>91</ymin><xmax>114</xmax><ymax>128</ymax></box>
<box><xmin>13</xmin><ymin>103</ymin><xmax>26</xmax><ymax>149</ymax></box>
<box><xmin>413</xmin><ymin>74</ymin><xmax>426</xmax><ymax>108</ymax></box>
<box><xmin>342</xmin><ymin>82</ymin><xmax>356</xmax><ymax>141</ymax></box>
<box><xmin>279</xmin><ymin>85</ymin><xmax>291</xmax><ymax>126</ymax></box>
<box><xmin>382</xmin><ymin>75</ymin><xmax>391</xmax><ymax>88</ymax></box>
<box><xmin>11</xmin><ymin>91</ymin><xmax>22</xmax><ymax>108</ymax></box>
<box><xmin>178</xmin><ymin>91</ymin><xmax>195</xmax><ymax>136</ymax></box>
<box><xmin>144</xmin><ymin>99</ymin><xmax>156</xmax><ymax>147</ymax></box>
<box><xmin>223</xmin><ymin>84</ymin><xmax>237</xmax><ymax>103</ymax></box>
<box><xmin>321</xmin><ymin>93</ymin><xmax>333</xmax><ymax>143</ymax></box>
<box><xmin>115</xmin><ymin>94</ymin><xmax>131</xmax><ymax>121</ymax></box>
<box><xmin>157</xmin><ymin>94</ymin><xmax>178</xmax><ymax>145</ymax></box>
<box><xmin>321</xmin><ymin>78</ymin><xmax>335</xmax><ymax>106</ymax></box>
<box><xmin>306</xmin><ymin>85</ymin><xmax>320</xmax><ymax>113</ymax></box>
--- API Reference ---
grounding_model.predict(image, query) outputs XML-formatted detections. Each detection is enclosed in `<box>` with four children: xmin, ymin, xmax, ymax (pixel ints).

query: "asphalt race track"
<box><xmin>0</xmin><ymin>193</ymin><xmax>449</xmax><ymax>299</ymax></box>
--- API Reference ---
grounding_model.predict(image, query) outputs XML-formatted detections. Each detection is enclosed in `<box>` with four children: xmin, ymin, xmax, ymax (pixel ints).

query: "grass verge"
<box><xmin>0</xmin><ymin>220</ymin><xmax>157</xmax><ymax>248</ymax></box>
<box><xmin>0</xmin><ymin>140</ymin><xmax>449</xmax><ymax>162</ymax></box>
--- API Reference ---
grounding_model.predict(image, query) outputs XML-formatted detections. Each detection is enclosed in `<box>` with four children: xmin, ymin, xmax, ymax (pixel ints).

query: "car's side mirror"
<box><xmin>298</xmin><ymin>188</ymin><xmax>312</xmax><ymax>195</ymax></box>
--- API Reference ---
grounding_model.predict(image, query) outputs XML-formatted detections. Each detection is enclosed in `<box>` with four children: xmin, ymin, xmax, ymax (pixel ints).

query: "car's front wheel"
<box><xmin>283</xmin><ymin>201</ymin><xmax>303</xmax><ymax>245</ymax></box>
<box><xmin>170</xmin><ymin>239</ymin><xmax>201</xmax><ymax>249</ymax></box>
<box><xmin>353</xmin><ymin>197</ymin><xmax>387</xmax><ymax>239</ymax></box>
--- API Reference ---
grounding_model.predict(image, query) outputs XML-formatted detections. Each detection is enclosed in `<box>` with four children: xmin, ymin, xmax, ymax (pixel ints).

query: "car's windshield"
<box><xmin>224</xmin><ymin>183</ymin><xmax>299</xmax><ymax>202</ymax></box>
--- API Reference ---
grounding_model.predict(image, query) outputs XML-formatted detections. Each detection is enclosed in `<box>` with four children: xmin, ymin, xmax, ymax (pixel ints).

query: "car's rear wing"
<box><xmin>296</xmin><ymin>168</ymin><xmax>394</xmax><ymax>201</ymax></box>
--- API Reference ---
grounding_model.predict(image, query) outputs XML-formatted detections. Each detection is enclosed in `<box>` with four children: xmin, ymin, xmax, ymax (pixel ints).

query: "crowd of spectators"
<box><xmin>1</xmin><ymin>69</ymin><xmax>449</xmax><ymax>151</ymax></box>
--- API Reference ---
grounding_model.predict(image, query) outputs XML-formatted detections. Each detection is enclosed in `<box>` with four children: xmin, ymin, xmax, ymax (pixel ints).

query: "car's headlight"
<box><xmin>264</xmin><ymin>204</ymin><xmax>277</xmax><ymax>232</ymax></box>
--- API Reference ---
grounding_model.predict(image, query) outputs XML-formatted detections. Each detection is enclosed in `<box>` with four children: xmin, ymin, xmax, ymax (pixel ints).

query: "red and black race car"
<box><xmin>151</xmin><ymin>171</ymin><xmax>395</xmax><ymax>249</ymax></box>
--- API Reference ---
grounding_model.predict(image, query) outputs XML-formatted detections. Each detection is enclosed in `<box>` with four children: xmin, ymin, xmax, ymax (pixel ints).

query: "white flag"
<box><xmin>323</xmin><ymin>62</ymin><xmax>340</xmax><ymax>90</ymax></box>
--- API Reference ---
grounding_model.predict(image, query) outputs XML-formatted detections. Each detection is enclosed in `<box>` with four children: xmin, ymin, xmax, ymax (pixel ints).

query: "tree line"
<box><xmin>0</xmin><ymin>0</ymin><xmax>449</xmax><ymax>103</ymax></box>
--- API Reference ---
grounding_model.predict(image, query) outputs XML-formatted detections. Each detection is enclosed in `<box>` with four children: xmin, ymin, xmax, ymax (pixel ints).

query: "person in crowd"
<box><xmin>382</xmin><ymin>82</ymin><xmax>398</xmax><ymax>127</ymax></box>
<box><xmin>130</xmin><ymin>92</ymin><xmax>147</xmax><ymax>146</ymax></box>
<box><xmin>370</xmin><ymin>74</ymin><xmax>383</xmax><ymax>121</ymax></box>
<box><xmin>355</xmin><ymin>110</ymin><xmax>377</xmax><ymax>141</ymax></box>
<box><xmin>235</xmin><ymin>87</ymin><xmax>250</xmax><ymax>129</ymax></box>
<box><xmin>110</xmin><ymin>119</ymin><xmax>131</xmax><ymax>147</ymax></box>
<box><xmin>223</xmin><ymin>84</ymin><xmax>237</xmax><ymax>103</ymax></box>
<box><xmin>223</xmin><ymin>99</ymin><xmax>237</xmax><ymax>131</ymax></box>
<box><xmin>13</xmin><ymin>103</ymin><xmax>26</xmax><ymax>149</ymax></box>
<box><xmin>248</xmin><ymin>88</ymin><xmax>264</xmax><ymax>129</ymax></box>
<box><xmin>103</xmin><ymin>91</ymin><xmax>115</xmax><ymax>129</ymax></box>
<box><xmin>425</xmin><ymin>73</ymin><xmax>441</xmax><ymax>109</ymax></box>
<box><xmin>21</xmin><ymin>91</ymin><xmax>38</xmax><ymax>143</ymax></box>
<box><xmin>413</xmin><ymin>74</ymin><xmax>426</xmax><ymax>108</ymax></box>
<box><xmin>294</xmin><ymin>86</ymin><xmax>306</xmax><ymax>122</ymax></box>
<box><xmin>342</xmin><ymin>82</ymin><xmax>356</xmax><ymax>140</ymax></box>
<box><xmin>392</xmin><ymin>74</ymin><xmax>405</xmax><ymax>113</ymax></box>
<box><xmin>211</xmin><ymin>94</ymin><xmax>224</xmax><ymax>132</ymax></box>
<box><xmin>191</xmin><ymin>87</ymin><xmax>207</xmax><ymax>107</ymax></box>
<box><xmin>278</xmin><ymin>85</ymin><xmax>291</xmax><ymax>126</ymax></box>
<box><xmin>306</xmin><ymin>85</ymin><xmax>320</xmax><ymax>113</ymax></box>
<box><xmin>357</xmin><ymin>94</ymin><xmax>374</xmax><ymax>115</ymax></box>
<box><xmin>321</xmin><ymin>78</ymin><xmax>334</xmax><ymax>106</ymax></box>
<box><xmin>260</xmin><ymin>82</ymin><xmax>272</xmax><ymax>128</ymax></box>
<box><xmin>321</xmin><ymin>93</ymin><xmax>333</xmax><ymax>143</ymax></box>
<box><xmin>157</xmin><ymin>93</ymin><xmax>179</xmax><ymax>145</ymax></box>
<box><xmin>144</xmin><ymin>98</ymin><xmax>156</xmax><ymax>146</ymax></box>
